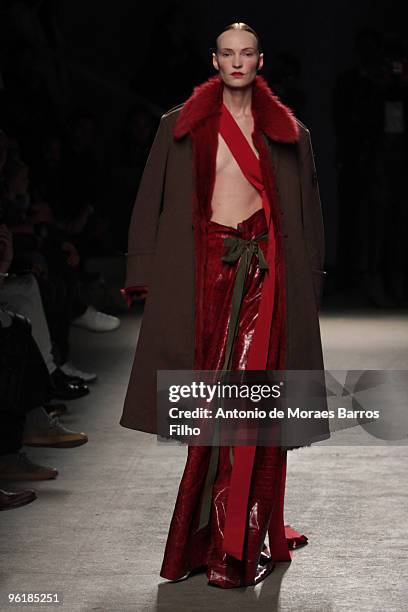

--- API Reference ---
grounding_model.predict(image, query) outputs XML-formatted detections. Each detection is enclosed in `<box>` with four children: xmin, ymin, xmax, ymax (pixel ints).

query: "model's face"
<box><xmin>212</xmin><ymin>29</ymin><xmax>263</xmax><ymax>88</ymax></box>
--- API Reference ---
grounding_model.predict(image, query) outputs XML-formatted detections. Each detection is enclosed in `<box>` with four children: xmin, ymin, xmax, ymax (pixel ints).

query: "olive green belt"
<box><xmin>197</xmin><ymin>230</ymin><xmax>269</xmax><ymax>531</ymax></box>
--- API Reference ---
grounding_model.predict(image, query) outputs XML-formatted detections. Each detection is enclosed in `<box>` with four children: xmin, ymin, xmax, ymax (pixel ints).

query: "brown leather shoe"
<box><xmin>0</xmin><ymin>452</ymin><xmax>58</xmax><ymax>480</ymax></box>
<box><xmin>23</xmin><ymin>416</ymin><xmax>88</xmax><ymax>448</ymax></box>
<box><xmin>0</xmin><ymin>488</ymin><xmax>37</xmax><ymax>510</ymax></box>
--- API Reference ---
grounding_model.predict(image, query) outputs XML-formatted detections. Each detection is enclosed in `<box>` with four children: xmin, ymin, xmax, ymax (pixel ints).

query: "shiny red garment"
<box><xmin>217</xmin><ymin>103</ymin><xmax>287</xmax><ymax>561</ymax></box>
<box><xmin>160</xmin><ymin>209</ymin><xmax>307</xmax><ymax>588</ymax></box>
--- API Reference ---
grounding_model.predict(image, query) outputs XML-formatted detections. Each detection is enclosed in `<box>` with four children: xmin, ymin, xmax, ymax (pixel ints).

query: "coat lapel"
<box><xmin>265</xmin><ymin>136</ymin><xmax>281</xmax><ymax>180</ymax></box>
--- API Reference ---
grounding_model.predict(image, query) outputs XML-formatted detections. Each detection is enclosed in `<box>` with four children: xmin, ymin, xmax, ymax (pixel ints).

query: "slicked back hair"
<box><xmin>213</xmin><ymin>22</ymin><xmax>262</xmax><ymax>55</ymax></box>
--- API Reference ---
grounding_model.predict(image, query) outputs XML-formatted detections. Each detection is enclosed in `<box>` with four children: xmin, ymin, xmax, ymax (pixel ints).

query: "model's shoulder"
<box><xmin>294</xmin><ymin>119</ymin><xmax>314</xmax><ymax>153</ymax></box>
<box><xmin>157</xmin><ymin>104</ymin><xmax>184</xmax><ymax>137</ymax></box>
<box><xmin>295</xmin><ymin>118</ymin><xmax>310</xmax><ymax>136</ymax></box>
<box><xmin>161</xmin><ymin>104</ymin><xmax>184</xmax><ymax>123</ymax></box>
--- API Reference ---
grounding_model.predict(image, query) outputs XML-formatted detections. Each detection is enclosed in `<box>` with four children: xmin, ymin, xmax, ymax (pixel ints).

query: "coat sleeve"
<box><xmin>298</xmin><ymin>127</ymin><xmax>327</xmax><ymax>309</ymax></box>
<box><xmin>124</xmin><ymin>115</ymin><xmax>170</xmax><ymax>290</ymax></box>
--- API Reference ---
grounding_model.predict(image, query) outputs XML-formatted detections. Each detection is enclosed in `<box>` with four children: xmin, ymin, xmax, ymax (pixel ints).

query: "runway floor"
<box><xmin>1</xmin><ymin>302</ymin><xmax>407</xmax><ymax>611</ymax></box>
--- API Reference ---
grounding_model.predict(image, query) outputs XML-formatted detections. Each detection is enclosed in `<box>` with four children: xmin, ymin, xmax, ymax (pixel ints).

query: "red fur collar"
<box><xmin>173</xmin><ymin>74</ymin><xmax>299</xmax><ymax>143</ymax></box>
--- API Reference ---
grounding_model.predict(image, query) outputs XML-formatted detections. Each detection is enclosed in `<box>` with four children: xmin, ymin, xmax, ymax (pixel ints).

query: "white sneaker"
<box><xmin>61</xmin><ymin>361</ymin><xmax>98</xmax><ymax>383</ymax></box>
<box><xmin>71</xmin><ymin>305</ymin><xmax>120</xmax><ymax>332</ymax></box>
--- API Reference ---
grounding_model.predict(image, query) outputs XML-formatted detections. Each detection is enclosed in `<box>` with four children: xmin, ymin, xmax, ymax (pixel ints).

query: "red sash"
<box><xmin>218</xmin><ymin>103</ymin><xmax>287</xmax><ymax>561</ymax></box>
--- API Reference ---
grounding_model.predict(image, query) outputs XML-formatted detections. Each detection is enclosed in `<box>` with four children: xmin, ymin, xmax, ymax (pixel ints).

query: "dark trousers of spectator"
<box><xmin>36</xmin><ymin>267</ymin><xmax>87</xmax><ymax>366</ymax></box>
<box><xmin>0</xmin><ymin>310</ymin><xmax>51</xmax><ymax>455</ymax></box>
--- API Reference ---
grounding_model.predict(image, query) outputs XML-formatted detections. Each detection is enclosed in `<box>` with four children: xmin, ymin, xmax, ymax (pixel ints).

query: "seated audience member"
<box><xmin>0</xmin><ymin>221</ymin><xmax>93</xmax><ymax>391</ymax></box>
<box><xmin>1</xmin><ymin>149</ymin><xmax>120</xmax><ymax>375</ymax></box>
<box><xmin>1</xmin><ymin>261</ymin><xmax>89</xmax><ymax>517</ymax></box>
<box><xmin>0</xmin><ymin>226</ymin><xmax>87</xmax><ymax>454</ymax></box>
<box><xmin>0</xmin><ymin>307</ymin><xmax>88</xmax><ymax>485</ymax></box>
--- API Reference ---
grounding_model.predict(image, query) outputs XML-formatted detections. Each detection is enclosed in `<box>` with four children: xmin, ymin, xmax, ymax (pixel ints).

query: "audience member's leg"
<box><xmin>0</xmin><ymin>273</ymin><xmax>56</xmax><ymax>373</ymax></box>
<box><xmin>0</xmin><ymin>274</ymin><xmax>90</xmax><ymax>398</ymax></box>
<box><xmin>0</xmin><ymin>310</ymin><xmax>58</xmax><ymax>480</ymax></box>
<box><xmin>36</xmin><ymin>273</ymin><xmax>69</xmax><ymax>367</ymax></box>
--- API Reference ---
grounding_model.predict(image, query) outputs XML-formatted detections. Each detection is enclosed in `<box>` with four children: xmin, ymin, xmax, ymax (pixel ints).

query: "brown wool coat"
<box><xmin>119</xmin><ymin>75</ymin><xmax>329</xmax><ymax>442</ymax></box>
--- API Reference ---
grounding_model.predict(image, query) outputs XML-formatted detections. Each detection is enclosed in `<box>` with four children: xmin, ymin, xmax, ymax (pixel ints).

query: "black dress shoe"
<box><xmin>50</xmin><ymin>368</ymin><xmax>90</xmax><ymax>400</ymax></box>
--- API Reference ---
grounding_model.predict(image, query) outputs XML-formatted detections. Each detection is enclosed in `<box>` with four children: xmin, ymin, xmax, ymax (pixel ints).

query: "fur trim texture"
<box><xmin>173</xmin><ymin>74</ymin><xmax>299</xmax><ymax>143</ymax></box>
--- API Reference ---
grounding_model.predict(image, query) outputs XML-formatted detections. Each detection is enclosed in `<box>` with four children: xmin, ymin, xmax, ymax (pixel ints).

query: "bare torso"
<box><xmin>210</xmin><ymin>114</ymin><xmax>263</xmax><ymax>229</ymax></box>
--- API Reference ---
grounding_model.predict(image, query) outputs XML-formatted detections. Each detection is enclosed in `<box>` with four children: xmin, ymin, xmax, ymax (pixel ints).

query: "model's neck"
<box><xmin>222</xmin><ymin>83</ymin><xmax>253</xmax><ymax>118</ymax></box>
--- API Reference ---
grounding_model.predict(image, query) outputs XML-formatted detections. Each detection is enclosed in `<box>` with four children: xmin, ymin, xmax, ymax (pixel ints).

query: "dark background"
<box><xmin>1</xmin><ymin>0</ymin><xmax>407</xmax><ymax>305</ymax></box>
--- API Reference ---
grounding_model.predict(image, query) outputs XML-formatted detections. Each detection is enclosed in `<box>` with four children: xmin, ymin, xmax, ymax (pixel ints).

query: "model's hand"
<box><xmin>120</xmin><ymin>286</ymin><xmax>148</xmax><ymax>306</ymax></box>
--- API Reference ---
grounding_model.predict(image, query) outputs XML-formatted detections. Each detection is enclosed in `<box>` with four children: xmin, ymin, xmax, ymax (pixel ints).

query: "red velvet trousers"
<box><xmin>160</xmin><ymin>208</ymin><xmax>305</xmax><ymax>588</ymax></box>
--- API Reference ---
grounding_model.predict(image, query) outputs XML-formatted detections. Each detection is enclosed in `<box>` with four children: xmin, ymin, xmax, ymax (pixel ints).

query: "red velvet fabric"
<box><xmin>160</xmin><ymin>210</ymin><xmax>307</xmax><ymax>588</ymax></box>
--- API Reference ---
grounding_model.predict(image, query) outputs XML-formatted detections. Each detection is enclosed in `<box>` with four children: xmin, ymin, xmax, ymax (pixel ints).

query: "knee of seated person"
<box><xmin>23</xmin><ymin>273</ymin><xmax>38</xmax><ymax>292</ymax></box>
<box><xmin>3</xmin><ymin>295</ymin><xmax>33</xmax><ymax>321</ymax></box>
